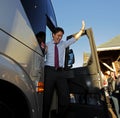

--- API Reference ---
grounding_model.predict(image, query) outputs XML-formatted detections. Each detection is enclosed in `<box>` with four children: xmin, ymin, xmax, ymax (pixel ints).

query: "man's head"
<box><xmin>36</xmin><ymin>31</ymin><xmax>46</xmax><ymax>44</ymax></box>
<box><xmin>110</xmin><ymin>71</ymin><xmax>116</xmax><ymax>80</ymax></box>
<box><xmin>52</xmin><ymin>27</ymin><xmax>64</xmax><ymax>44</ymax></box>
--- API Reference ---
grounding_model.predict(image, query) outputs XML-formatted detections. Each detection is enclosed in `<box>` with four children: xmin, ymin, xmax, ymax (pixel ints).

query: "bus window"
<box><xmin>70</xmin><ymin>35</ymin><xmax>91</xmax><ymax>68</ymax></box>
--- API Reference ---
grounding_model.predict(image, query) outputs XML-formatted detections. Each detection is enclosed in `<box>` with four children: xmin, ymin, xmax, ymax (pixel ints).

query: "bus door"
<box><xmin>64</xmin><ymin>28</ymin><xmax>110</xmax><ymax>118</ymax></box>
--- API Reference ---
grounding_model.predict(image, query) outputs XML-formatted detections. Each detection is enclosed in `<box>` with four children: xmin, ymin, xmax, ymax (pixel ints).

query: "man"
<box><xmin>116</xmin><ymin>70</ymin><xmax>120</xmax><ymax>90</ymax></box>
<box><xmin>43</xmin><ymin>20</ymin><xmax>85</xmax><ymax>118</ymax></box>
<box><xmin>108</xmin><ymin>71</ymin><xmax>120</xmax><ymax>118</ymax></box>
<box><xmin>36</xmin><ymin>31</ymin><xmax>46</xmax><ymax>54</ymax></box>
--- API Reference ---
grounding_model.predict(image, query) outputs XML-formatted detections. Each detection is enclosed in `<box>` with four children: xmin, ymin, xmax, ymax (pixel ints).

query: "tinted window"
<box><xmin>70</xmin><ymin>35</ymin><xmax>91</xmax><ymax>68</ymax></box>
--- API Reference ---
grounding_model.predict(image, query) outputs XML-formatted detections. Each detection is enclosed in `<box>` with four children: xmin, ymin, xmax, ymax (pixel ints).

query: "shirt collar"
<box><xmin>51</xmin><ymin>40</ymin><xmax>62</xmax><ymax>44</ymax></box>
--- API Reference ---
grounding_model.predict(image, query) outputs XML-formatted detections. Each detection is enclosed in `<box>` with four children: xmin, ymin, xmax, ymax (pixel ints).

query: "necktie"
<box><xmin>54</xmin><ymin>43</ymin><xmax>59</xmax><ymax>68</ymax></box>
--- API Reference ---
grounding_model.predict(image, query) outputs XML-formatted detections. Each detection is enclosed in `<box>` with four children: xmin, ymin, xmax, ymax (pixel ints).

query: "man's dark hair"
<box><xmin>36</xmin><ymin>31</ymin><xmax>46</xmax><ymax>43</ymax></box>
<box><xmin>36</xmin><ymin>31</ymin><xmax>45</xmax><ymax>39</ymax></box>
<box><xmin>52</xmin><ymin>27</ymin><xmax>64</xmax><ymax>34</ymax></box>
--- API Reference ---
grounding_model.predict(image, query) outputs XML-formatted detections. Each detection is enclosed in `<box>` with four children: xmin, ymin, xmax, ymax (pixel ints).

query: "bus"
<box><xmin>0</xmin><ymin>0</ymin><xmax>57</xmax><ymax>118</ymax></box>
<box><xmin>0</xmin><ymin>0</ymin><xmax>117</xmax><ymax>118</ymax></box>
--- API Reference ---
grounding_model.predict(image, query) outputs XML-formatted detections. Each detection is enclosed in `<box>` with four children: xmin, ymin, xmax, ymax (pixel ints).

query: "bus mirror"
<box><xmin>68</xmin><ymin>49</ymin><xmax>75</xmax><ymax>67</ymax></box>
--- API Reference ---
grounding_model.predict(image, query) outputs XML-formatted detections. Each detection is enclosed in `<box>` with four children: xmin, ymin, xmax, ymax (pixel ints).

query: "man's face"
<box><xmin>52</xmin><ymin>31</ymin><xmax>63</xmax><ymax>44</ymax></box>
<box><xmin>110</xmin><ymin>72</ymin><xmax>116</xmax><ymax>80</ymax></box>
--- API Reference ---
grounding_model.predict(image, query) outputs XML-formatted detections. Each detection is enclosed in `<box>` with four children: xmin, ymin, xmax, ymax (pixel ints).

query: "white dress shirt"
<box><xmin>45</xmin><ymin>38</ymin><xmax>76</xmax><ymax>67</ymax></box>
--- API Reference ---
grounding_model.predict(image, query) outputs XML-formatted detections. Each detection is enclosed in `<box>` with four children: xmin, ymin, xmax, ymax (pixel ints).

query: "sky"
<box><xmin>51</xmin><ymin>0</ymin><xmax>120</xmax><ymax>46</ymax></box>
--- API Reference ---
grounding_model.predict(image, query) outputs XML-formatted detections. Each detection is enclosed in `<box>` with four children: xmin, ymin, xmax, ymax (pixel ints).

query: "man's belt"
<box><xmin>45</xmin><ymin>66</ymin><xmax>64</xmax><ymax>71</ymax></box>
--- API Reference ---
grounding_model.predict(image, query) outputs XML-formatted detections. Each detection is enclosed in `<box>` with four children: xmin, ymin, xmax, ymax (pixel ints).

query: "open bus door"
<box><xmin>64</xmin><ymin>28</ymin><xmax>117</xmax><ymax>118</ymax></box>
